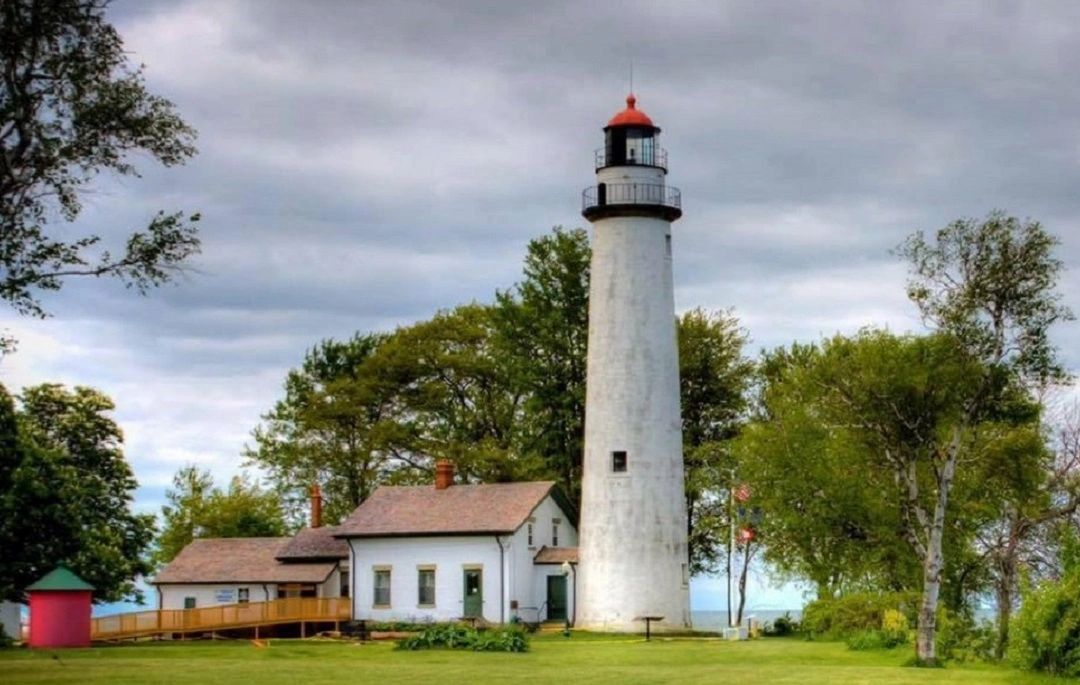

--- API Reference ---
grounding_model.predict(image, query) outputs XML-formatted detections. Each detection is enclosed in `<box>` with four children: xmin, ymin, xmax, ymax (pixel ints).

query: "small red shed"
<box><xmin>27</xmin><ymin>566</ymin><xmax>93</xmax><ymax>648</ymax></box>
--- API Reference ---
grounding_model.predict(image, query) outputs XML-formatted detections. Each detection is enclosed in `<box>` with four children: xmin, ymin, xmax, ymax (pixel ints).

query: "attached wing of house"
<box><xmin>152</xmin><ymin>533</ymin><xmax>348</xmax><ymax>610</ymax></box>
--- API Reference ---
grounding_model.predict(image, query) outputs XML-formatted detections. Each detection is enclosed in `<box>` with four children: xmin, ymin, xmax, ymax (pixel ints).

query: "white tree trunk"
<box><xmin>915</xmin><ymin>430</ymin><xmax>960</xmax><ymax>664</ymax></box>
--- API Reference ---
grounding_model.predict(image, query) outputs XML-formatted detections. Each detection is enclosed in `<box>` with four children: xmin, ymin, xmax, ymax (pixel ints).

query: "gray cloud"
<box><xmin>5</xmin><ymin>1</ymin><xmax>1080</xmax><ymax>575</ymax></box>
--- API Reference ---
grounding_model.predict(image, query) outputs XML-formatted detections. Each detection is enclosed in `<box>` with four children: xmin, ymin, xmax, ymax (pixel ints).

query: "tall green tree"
<box><xmin>154</xmin><ymin>466</ymin><xmax>287</xmax><ymax>566</ymax></box>
<box><xmin>896</xmin><ymin>213</ymin><xmax>1072</xmax><ymax>663</ymax></box>
<box><xmin>246</xmin><ymin>332</ymin><xmax>419</xmax><ymax>525</ymax></box>
<box><xmin>677</xmin><ymin>308</ymin><xmax>753</xmax><ymax>575</ymax></box>
<box><xmin>0</xmin><ymin>383</ymin><xmax>154</xmax><ymax>602</ymax></box>
<box><xmin>494</xmin><ymin>227</ymin><xmax>590</xmax><ymax>497</ymax></box>
<box><xmin>0</xmin><ymin>0</ymin><xmax>201</xmax><ymax>321</ymax></box>
<box><xmin>975</xmin><ymin>409</ymin><xmax>1080</xmax><ymax>659</ymax></box>
<box><xmin>736</xmin><ymin>342</ymin><xmax>917</xmax><ymax>598</ymax></box>
<box><xmin>376</xmin><ymin>304</ymin><xmax>538</xmax><ymax>483</ymax></box>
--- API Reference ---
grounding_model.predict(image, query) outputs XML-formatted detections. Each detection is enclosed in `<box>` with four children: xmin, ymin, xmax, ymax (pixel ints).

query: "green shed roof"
<box><xmin>26</xmin><ymin>566</ymin><xmax>94</xmax><ymax>592</ymax></box>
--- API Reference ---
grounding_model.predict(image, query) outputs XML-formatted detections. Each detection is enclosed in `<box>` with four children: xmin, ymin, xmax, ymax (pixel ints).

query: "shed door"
<box><xmin>547</xmin><ymin>575</ymin><xmax>567</xmax><ymax>621</ymax></box>
<box><xmin>463</xmin><ymin>569</ymin><xmax>483</xmax><ymax>618</ymax></box>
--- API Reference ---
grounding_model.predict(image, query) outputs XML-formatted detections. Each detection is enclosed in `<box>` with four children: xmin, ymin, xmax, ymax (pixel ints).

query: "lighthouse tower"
<box><xmin>576</xmin><ymin>95</ymin><xmax>690</xmax><ymax>632</ymax></box>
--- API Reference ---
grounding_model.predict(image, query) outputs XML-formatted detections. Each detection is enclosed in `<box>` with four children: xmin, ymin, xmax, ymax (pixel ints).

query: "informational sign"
<box><xmin>215</xmin><ymin>589</ymin><xmax>235</xmax><ymax>604</ymax></box>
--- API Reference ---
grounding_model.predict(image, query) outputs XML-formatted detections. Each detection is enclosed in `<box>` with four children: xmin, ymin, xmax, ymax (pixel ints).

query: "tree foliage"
<box><xmin>245</xmin><ymin>332</ymin><xmax>419</xmax><ymax>526</ymax></box>
<box><xmin>677</xmin><ymin>307</ymin><xmax>752</xmax><ymax>575</ymax></box>
<box><xmin>494</xmin><ymin>227</ymin><xmax>590</xmax><ymax>497</ymax></box>
<box><xmin>376</xmin><ymin>304</ymin><xmax>537</xmax><ymax>484</ymax></box>
<box><xmin>894</xmin><ymin>213</ymin><xmax>1072</xmax><ymax>663</ymax></box>
<box><xmin>1009</xmin><ymin>565</ymin><xmax>1080</xmax><ymax>677</ymax></box>
<box><xmin>0</xmin><ymin>382</ymin><xmax>154</xmax><ymax>602</ymax></box>
<box><xmin>154</xmin><ymin>466</ymin><xmax>286</xmax><ymax>566</ymax></box>
<box><xmin>0</xmin><ymin>0</ymin><xmax>200</xmax><ymax>319</ymax></box>
<box><xmin>736</xmin><ymin>341</ymin><xmax>917</xmax><ymax>598</ymax></box>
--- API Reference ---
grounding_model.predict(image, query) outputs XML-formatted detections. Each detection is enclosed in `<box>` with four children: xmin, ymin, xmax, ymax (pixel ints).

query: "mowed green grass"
<box><xmin>0</xmin><ymin>635</ymin><xmax>1060</xmax><ymax>685</ymax></box>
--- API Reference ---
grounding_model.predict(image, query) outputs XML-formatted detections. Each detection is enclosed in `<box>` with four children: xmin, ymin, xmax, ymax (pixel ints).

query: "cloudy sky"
<box><xmin>5</xmin><ymin>0</ymin><xmax>1080</xmax><ymax>611</ymax></box>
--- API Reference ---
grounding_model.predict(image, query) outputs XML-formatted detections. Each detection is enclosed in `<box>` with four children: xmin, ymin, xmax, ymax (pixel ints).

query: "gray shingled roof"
<box><xmin>276</xmin><ymin>526</ymin><xmax>349</xmax><ymax>561</ymax></box>
<box><xmin>153</xmin><ymin>538</ymin><xmax>337</xmax><ymax>584</ymax></box>
<box><xmin>335</xmin><ymin>481</ymin><xmax>572</xmax><ymax>538</ymax></box>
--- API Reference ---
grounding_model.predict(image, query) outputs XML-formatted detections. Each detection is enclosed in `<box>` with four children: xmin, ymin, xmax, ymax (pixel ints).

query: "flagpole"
<box><xmin>727</xmin><ymin>469</ymin><xmax>735</xmax><ymax>629</ymax></box>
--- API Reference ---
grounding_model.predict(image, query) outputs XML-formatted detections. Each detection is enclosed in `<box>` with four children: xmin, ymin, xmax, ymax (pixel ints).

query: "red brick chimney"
<box><xmin>310</xmin><ymin>483</ymin><xmax>323</xmax><ymax>528</ymax></box>
<box><xmin>435</xmin><ymin>460</ymin><xmax>454</xmax><ymax>490</ymax></box>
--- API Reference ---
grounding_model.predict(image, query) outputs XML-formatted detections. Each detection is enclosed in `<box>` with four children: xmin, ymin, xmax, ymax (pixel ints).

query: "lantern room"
<box><xmin>596</xmin><ymin>95</ymin><xmax>667</xmax><ymax>170</ymax></box>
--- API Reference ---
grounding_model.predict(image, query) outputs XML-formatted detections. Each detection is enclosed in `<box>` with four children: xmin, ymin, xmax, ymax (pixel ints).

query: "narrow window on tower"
<box><xmin>665</xmin><ymin>234</ymin><xmax>672</xmax><ymax>258</ymax></box>
<box><xmin>612</xmin><ymin>450</ymin><xmax>628</xmax><ymax>472</ymax></box>
<box><xmin>681</xmin><ymin>563</ymin><xmax>690</xmax><ymax>587</ymax></box>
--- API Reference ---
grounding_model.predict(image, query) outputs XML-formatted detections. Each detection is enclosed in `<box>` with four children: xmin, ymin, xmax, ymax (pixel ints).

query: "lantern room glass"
<box><xmin>604</xmin><ymin>126</ymin><xmax>658</xmax><ymax>167</ymax></box>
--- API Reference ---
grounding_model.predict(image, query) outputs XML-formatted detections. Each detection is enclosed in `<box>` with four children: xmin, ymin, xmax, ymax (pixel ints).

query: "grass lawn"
<box><xmin>0</xmin><ymin>634</ymin><xmax>1060</xmax><ymax>684</ymax></box>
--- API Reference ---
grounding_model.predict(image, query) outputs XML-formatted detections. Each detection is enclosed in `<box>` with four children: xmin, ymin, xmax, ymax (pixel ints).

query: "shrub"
<box><xmin>801</xmin><ymin>592</ymin><xmax>917</xmax><ymax>640</ymax></box>
<box><xmin>845</xmin><ymin>630</ymin><xmax>897</xmax><ymax>650</ymax></box>
<box><xmin>469</xmin><ymin>627</ymin><xmax>530</xmax><ymax>652</ymax></box>
<box><xmin>1009</xmin><ymin>571</ymin><xmax>1080</xmax><ymax>677</ymax></box>
<box><xmin>0</xmin><ymin>624</ymin><xmax>11</xmax><ymax>648</ymax></box>
<box><xmin>843</xmin><ymin>610</ymin><xmax>909</xmax><ymax>651</ymax></box>
<box><xmin>763</xmin><ymin>612</ymin><xmax>799</xmax><ymax>637</ymax></box>
<box><xmin>397</xmin><ymin>624</ymin><xmax>529</xmax><ymax>653</ymax></box>
<box><xmin>935</xmin><ymin>610</ymin><xmax>994</xmax><ymax>662</ymax></box>
<box><xmin>368</xmin><ymin>619</ymin><xmax>434</xmax><ymax>632</ymax></box>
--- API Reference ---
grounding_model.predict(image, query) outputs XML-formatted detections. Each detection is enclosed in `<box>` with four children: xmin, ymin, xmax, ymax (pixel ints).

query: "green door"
<box><xmin>463</xmin><ymin>569</ymin><xmax>483</xmax><ymax>617</ymax></box>
<box><xmin>547</xmin><ymin>575</ymin><xmax>567</xmax><ymax>621</ymax></box>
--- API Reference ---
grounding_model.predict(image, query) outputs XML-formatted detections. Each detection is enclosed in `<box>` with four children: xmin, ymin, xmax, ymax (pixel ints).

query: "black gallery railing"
<box><xmin>582</xmin><ymin>183</ymin><xmax>682</xmax><ymax>212</ymax></box>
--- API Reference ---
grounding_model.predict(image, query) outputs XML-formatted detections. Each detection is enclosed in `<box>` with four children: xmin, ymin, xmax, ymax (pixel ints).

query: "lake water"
<box><xmin>691</xmin><ymin>609</ymin><xmax>799</xmax><ymax>631</ymax></box>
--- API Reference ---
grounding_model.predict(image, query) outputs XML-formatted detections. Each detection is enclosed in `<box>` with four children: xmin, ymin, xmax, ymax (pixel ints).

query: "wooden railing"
<box><xmin>91</xmin><ymin>597</ymin><xmax>351</xmax><ymax>640</ymax></box>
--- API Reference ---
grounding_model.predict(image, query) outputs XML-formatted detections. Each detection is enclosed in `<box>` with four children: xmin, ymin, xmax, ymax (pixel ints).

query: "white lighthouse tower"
<box><xmin>576</xmin><ymin>94</ymin><xmax>690</xmax><ymax>632</ymax></box>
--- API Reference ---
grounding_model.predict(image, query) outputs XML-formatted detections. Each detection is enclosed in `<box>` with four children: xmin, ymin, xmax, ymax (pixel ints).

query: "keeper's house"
<box><xmin>153</xmin><ymin>462</ymin><xmax>579</xmax><ymax>625</ymax></box>
<box><xmin>335</xmin><ymin>462</ymin><xmax>578</xmax><ymax>625</ymax></box>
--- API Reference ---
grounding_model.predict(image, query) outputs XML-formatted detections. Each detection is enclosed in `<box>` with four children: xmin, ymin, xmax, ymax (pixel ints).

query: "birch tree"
<box><xmin>895</xmin><ymin>212</ymin><xmax>1072</xmax><ymax>664</ymax></box>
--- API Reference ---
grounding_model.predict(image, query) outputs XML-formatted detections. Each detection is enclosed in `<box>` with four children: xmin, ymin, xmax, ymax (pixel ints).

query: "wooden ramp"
<box><xmin>91</xmin><ymin>597</ymin><xmax>351</xmax><ymax>641</ymax></box>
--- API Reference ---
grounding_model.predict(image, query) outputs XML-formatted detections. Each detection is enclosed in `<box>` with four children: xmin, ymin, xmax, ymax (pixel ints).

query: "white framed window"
<box><xmin>552</xmin><ymin>519</ymin><xmax>560</xmax><ymax>546</ymax></box>
<box><xmin>418</xmin><ymin>566</ymin><xmax>436</xmax><ymax>607</ymax></box>
<box><xmin>374</xmin><ymin>567</ymin><xmax>391</xmax><ymax>607</ymax></box>
<box><xmin>183</xmin><ymin>597</ymin><xmax>196</xmax><ymax>609</ymax></box>
<box><xmin>340</xmin><ymin>570</ymin><xmax>350</xmax><ymax>598</ymax></box>
<box><xmin>527</xmin><ymin>518</ymin><xmax>535</xmax><ymax>547</ymax></box>
<box><xmin>238</xmin><ymin>587</ymin><xmax>250</xmax><ymax>604</ymax></box>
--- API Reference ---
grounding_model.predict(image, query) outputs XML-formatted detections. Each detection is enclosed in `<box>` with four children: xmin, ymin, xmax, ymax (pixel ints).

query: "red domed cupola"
<box><xmin>606</xmin><ymin>94</ymin><xmax>656</xmax><ymax>129</ymax></box>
